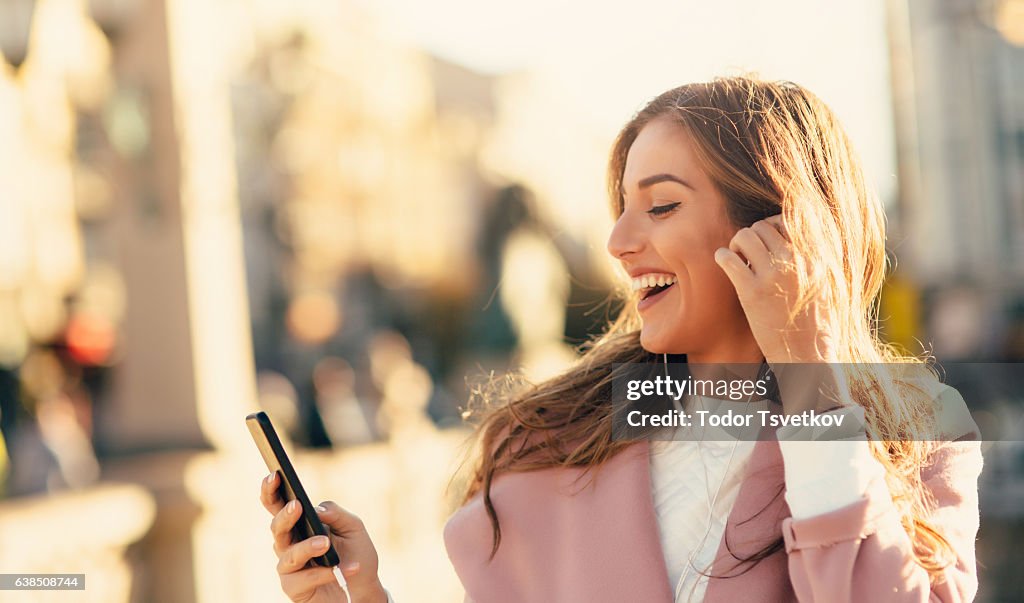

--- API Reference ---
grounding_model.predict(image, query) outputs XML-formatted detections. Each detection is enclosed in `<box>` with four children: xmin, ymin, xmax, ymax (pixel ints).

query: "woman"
<box><xmin>258</xmin><ymin>76</ymin><xmax>983</xmax><ymax>602</ymax></box>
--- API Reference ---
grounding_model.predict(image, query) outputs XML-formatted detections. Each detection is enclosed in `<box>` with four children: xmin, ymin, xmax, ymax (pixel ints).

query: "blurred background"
<box><xmin>0</xmin><ymin>0</ymin><xmax>1021</xmax><ymax>601</ymax></box>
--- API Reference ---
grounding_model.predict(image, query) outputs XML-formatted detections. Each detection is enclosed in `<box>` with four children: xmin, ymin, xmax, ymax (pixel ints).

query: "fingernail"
<box><xmin>316</xmin><ymin>505</ymin><xmax>327</xmax><ymax>513</ymax></box>
<box><xmin>265</xmin><ymin>473</ymin><xmax>274</xmax><ymax>484</ymax></box>
<box><xmin>287</xmin><ymin>500</ymin><xmax>298</xmax><ymax>513</ymax></box>
<box><xmin>312</xmin><ymin>536</ymin><xmax>329</xmax><ymax>550</ymax></box>
<box><xmin>342</xmin><ymin>561</ymin><xmax>360</xmax><ymax>572</ymax></box>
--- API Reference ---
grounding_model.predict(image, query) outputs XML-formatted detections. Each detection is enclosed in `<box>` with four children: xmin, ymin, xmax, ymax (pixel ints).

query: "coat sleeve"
<box><xmin>780</xmin><ymin>433</ymin><xmax>983</xmax><ymax>602</ymax></box>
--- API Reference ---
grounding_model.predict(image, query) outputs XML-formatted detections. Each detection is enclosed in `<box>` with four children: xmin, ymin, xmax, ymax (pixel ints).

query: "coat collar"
<box><xmin>444</xmin><ymin>413</ymin><xmax>795</xmax><ymax>602</ymax></box>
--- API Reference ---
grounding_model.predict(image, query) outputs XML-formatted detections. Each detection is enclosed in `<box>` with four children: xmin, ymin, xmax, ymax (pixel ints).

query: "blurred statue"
<box><xmin>499</xmin><ymin>229</ymin><xmax>576</xmax><ymax>381</ymax></box>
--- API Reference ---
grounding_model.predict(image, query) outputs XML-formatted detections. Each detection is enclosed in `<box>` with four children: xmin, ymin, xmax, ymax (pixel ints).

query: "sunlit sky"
<box><xmin>355</xmin><ymin>0</ymin><xmax>897</xmax><ymax>246</ymax></box>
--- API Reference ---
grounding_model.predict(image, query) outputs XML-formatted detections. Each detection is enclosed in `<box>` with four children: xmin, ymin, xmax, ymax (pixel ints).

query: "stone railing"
<box><xmin>99</xmin><ymin>427</ymin><xmax>471</xmax><ymax>602</ymax></box>
<box><xmin>0</xmin><ymin>484</ymin><xmax>156</xmax><ymax>602</ymax></box>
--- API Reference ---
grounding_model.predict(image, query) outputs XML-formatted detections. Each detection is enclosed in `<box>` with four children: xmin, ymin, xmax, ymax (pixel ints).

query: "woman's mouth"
<box><xmin>631</xmin><ymin>273</ymin><xmax>677</xmax><ymax>310</ymax></box>
<box><xmin>642</xmin><ymin>281</ymin><xmax>675</xmax><ymax>300</ymax></box>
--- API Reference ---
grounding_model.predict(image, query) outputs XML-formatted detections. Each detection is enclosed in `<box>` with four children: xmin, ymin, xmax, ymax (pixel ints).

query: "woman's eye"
<box><xmin>646</xmin><ymin>202</ymin><xmax>681</xmax><ymax>217</ymax></box>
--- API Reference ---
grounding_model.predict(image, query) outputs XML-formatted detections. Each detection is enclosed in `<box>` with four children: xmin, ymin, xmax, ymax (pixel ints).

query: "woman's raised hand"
<box><xmin>714</xmin><ymin>214</ymin><xmax>851</xmax><ymax>414</ymax></box>
<box><xmin>260</xmin><ymin>471</ymin><xmax>389</xmax><ymax>603</ymax></box>
<box><xmin>713</xmin><ymin>214</ymin><xmax>835</xmax><ymax>366</ymax></box>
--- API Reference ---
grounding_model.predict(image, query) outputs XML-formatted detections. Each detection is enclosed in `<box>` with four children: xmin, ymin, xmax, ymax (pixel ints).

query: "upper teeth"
<box><xmin>631</xmin><ymin>274</ymin><xmax>677</xmax><ymax>292</ymax></box>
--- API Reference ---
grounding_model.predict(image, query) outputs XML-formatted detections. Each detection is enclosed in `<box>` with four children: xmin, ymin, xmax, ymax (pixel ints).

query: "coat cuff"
<box><xmin>777</xmin><ymin>406</ymin><xmax>887</xmax><ymax>520</ymax></box>
<box><xmin>781</xmin><ymin>477</ymin><xmax>899</xmax><ymax>553</ymax></box>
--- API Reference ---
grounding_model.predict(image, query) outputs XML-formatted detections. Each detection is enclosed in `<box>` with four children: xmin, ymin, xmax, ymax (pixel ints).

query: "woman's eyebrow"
<box><xmin>637</xmin><ymin>173</ymin><xmax>696</xmax><ymax>191</ymax></box>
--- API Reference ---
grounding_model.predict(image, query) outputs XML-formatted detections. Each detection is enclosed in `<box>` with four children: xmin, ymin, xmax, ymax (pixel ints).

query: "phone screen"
<box><xmin>246</xmin><ymin>411</ymin><xmax>341</xmax><ymax>567</ymax></box>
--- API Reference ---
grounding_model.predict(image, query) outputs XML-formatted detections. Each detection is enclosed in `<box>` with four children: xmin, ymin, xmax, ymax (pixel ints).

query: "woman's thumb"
<box><xmin>315</xmin><ymin>501</ymin><xmax>365</xmax><ymax>535</ymax></box>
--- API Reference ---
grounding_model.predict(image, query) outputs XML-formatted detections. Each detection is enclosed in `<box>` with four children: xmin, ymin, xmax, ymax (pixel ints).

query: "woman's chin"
<box><xmin>639</xmin><ymin>327</ymin><xmax>679</xmax><ymax>355</ymax></box>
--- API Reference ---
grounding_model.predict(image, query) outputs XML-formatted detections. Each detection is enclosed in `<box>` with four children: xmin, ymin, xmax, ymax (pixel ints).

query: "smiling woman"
<box><xmin>259</xmin><ymin>76</ymin><xmax>983</xmax><ymax>603</ymax></box>
<box><xmin>608</xmin><ymin>116</ymin><xmax>766</xmax><ymax>361</ymax></box>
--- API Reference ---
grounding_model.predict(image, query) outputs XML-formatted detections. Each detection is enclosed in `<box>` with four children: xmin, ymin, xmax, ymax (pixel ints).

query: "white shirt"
<box><xmin>649</xmin><ymin>396</ymin><xmax>884</xmax><ymax>602</ymax></box>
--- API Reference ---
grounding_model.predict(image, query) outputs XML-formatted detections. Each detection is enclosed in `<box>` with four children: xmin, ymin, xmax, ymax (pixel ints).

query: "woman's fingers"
<box><xmin>750</xmin><ymin>220</ymin><xmax>791</xmax><ymax>259</ymax></box>
<box><xmin>277</xmin><ymin>535</ymin><xmax>332</xmax><ymax>574</ymax></box>
<box><xmin>717</xmin><ymin>215</ymin><xmax>799</xmax><ymax>294</ymax></box>
<box><xmin>315</xmin><ymin>500</ymin><xmax>367</xmax><ymax>537</ymax></box>
<box><xmin>728</xmin><ymin>226</ymin><xmax>772</xmax><ymax>274</ymax></box>
<box><xmin>260</xmin><ymin>472</ymin><xmax>285</xmax><ymax>514</ymax></box>
<box><xmin>714</xmin><ymin>247</ymin><xmax>755</xmax><ymax>292</ymax></box>
<box><xmin>270</xmin><ymin>499</ymin><xmax>303</xmax><ymax>555</ymax></box>
<box><xmin>278</xmin><ymin>565</ymin><xmax>338</xmax><ymax>599</ymax></box>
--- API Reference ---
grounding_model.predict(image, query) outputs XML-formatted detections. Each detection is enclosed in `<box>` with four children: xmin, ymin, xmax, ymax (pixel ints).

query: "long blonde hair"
<box><xmin>461</xmin><ymin>76</ymin><xmax>953</xmax><ymax>577</ymax></box>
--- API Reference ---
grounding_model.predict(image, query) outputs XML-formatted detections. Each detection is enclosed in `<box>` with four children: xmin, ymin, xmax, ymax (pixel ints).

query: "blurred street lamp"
<box><xmin>0</xmin><ymin>0</ymin><xmax>35</xmax><ymax>69</ymax></box>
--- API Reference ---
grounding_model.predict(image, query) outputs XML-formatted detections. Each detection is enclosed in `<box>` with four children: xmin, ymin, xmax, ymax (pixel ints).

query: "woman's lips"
<box><xmin>637</xmin><ymin>281</ymin><xmax>676</xmax><ymax>312</ymax></box>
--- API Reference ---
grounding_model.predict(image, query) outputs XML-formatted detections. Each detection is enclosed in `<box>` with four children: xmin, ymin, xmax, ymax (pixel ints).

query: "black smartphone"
<box><xmin>246</xmin><ymin>411</ymin><xmax>341</xmax><ymax>567</ymax></box>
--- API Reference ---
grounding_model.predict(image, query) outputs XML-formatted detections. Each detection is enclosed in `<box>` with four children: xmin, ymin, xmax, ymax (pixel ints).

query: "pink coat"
<box><xmin>443</xmin><ymin>421</ymin><xmax>983</xmax><ymax>602</ymax></box>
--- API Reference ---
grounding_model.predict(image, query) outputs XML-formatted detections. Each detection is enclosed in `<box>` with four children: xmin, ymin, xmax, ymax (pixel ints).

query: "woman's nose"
<box><xmin>606</xmin><ymin>213</ymin><xmax>644</xmax><ymax>260</ymax></box>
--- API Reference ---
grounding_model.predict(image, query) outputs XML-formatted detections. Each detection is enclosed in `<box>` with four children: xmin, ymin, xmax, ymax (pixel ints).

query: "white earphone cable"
<box><xmin>332</xmin><ymin>565</ymin><xmax>351</xmax><ymax>603</ymax></box>
<box><xmin>664</xmin><ymin>355</ymin><xmax>743</xmax><ymax>603</ymax></box>
<box><xmin>674</xmin><ymin>397</ymin><xmax>742</xmax><ymax>603</ymax></box>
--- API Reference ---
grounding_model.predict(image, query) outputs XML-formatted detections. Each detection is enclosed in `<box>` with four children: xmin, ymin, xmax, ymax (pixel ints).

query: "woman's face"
<box><xmin>606</xmin><ymin>116</ymin><xmax>762</xmax><ymax>363</ymax></box>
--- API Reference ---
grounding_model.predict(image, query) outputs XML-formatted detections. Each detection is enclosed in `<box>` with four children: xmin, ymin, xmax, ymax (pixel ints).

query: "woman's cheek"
<box><xmin>695</xmin><ymin>261</ymin><xmax>741</xmax><ymax>311</ymax></box>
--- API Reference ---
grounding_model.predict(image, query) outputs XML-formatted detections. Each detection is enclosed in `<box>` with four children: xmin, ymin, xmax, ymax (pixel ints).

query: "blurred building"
<box><xmin>886</xmin><ymin>3</ymin><xmax>1024</xmax><ymax>601</ymax></box>
<box><xmin>886</xmin><ymin>0</ymin><xmax>1024</xmax><ymax>360</ymax></box>
<box><xmin>0</xmin><ymin>0</ymin><xmax>612</xmax><ymax>600</ymax></box>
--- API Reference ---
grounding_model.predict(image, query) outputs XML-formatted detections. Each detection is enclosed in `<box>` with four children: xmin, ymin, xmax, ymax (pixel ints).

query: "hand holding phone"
<box><xmin>252</xmin><ymin>412</ymin><xmax>389</xmax><ymax>603</ymax></box>
<box><xmin>247</xmin><ymin>411</ymin><xmax>341</xmax><ymax>567</ymax></box>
